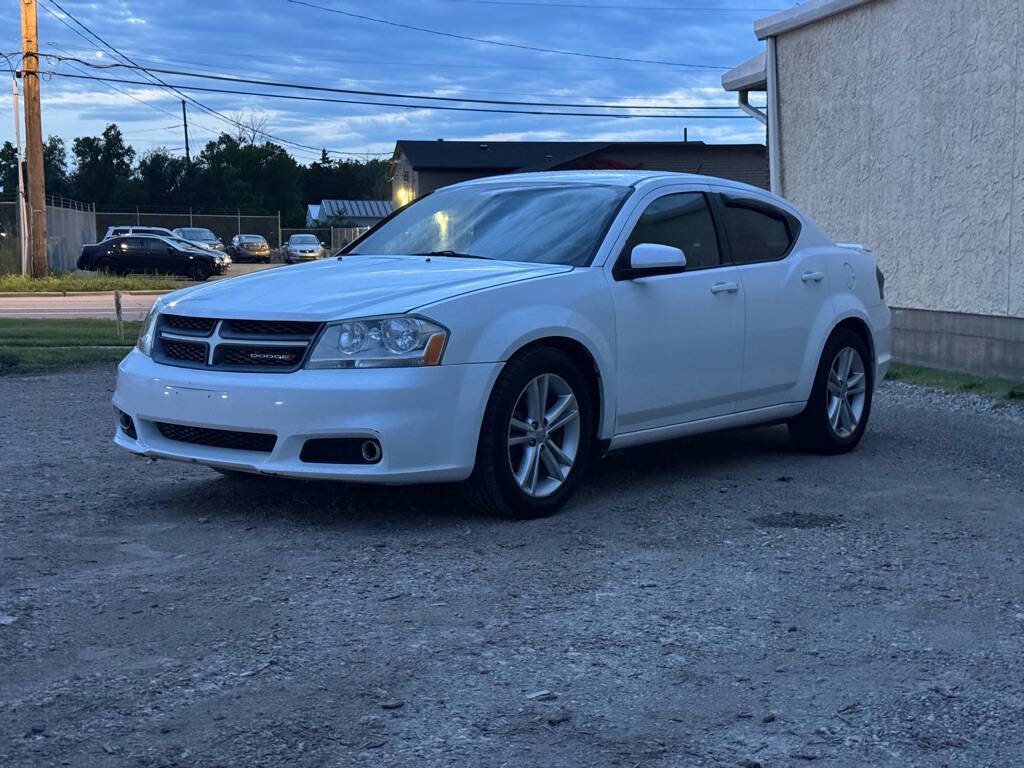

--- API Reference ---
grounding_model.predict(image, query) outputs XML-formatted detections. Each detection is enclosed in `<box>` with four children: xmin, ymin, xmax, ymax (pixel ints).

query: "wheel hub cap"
<box><xmin>507</xmin><ymin>373</ymin><xmax>581</xmax><ymax>498</ymax></box>
<box><xmin>827</xmin><ymin>346</ymin><xmax>867</xmax><ymax>438</ymax></box>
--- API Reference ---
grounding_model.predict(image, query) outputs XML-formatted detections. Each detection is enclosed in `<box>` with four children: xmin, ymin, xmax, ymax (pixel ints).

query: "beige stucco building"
<box><xmin>723</xmin><ymin>0</ymin><xmax>1024</xmax><ymax>378</ymax></box>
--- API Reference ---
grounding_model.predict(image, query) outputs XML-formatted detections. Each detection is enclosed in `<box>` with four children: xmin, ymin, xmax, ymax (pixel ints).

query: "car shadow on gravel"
<box><xmin>139</xmin><ymin>469</ymin><xmax>481</xmax><ymax>528</ymax></box>
<box><xmin>135</xmin><ymin>423</ymin><xmax>809</xmax><ymax>526</ymax></box>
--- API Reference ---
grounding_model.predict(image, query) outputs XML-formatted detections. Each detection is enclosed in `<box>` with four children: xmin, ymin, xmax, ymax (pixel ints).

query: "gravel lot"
<box><xmin>2</xmin><ymin>366</ymin><xmax>1023</xmax><ymax>767</ymax></box>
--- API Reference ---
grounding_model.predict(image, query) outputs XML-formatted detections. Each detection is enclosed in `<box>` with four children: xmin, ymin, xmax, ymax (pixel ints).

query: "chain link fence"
<box><xmin>94</xmin><ymin>208</ymin><xmax>281</xmax><ymax>250</ymax></box>
<box><xmin>1</xmin><ymin>196</ymin><xmax>97</xmax><ymax>275</ymax></box>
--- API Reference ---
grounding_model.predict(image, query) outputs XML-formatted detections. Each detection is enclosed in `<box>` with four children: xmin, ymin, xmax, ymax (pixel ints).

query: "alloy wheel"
<box><xmin>827</xmin><ymin>346</ymin><xmax>867</xmax><ymax>438</ymax></box>
<box><xmin>507</xmin><ymin>373</ymin><xmax>581</xmax><ymax>498</ymax></box>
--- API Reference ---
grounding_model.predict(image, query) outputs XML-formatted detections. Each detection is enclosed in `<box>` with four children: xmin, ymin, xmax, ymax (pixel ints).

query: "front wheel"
<box><xmin>788</xmin><ymin>328</ymin><xmax>873</xmax><ymax>454</ymax></box>
<box><xmin>463</xmin><ymin>347</ymin><xmax>594</xmax><ymax>519</ymax></box>
<box><xmin>188</xmin><ymin>261</ymin><xmax>212</xmax><ymax>281</ymax></box>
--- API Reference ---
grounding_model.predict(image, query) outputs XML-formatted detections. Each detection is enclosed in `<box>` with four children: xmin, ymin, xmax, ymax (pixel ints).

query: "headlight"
<box><xmin>137</xmin><ymin>303</ymin><xmax>161</xmax><ymax>356</ymax></box>
<box><xmin>306</xmin><ymin>315</ymin><xmax>448</xmax><ymax>369</ymax></box>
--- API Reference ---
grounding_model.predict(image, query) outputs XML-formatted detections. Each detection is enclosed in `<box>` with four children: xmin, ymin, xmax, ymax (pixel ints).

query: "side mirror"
<box><xmin>629</xmin><ymin>243</ymin><xmax>686</xmax><ymax>271</ymax></box>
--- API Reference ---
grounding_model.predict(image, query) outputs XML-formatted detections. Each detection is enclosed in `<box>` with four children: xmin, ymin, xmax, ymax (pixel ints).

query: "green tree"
<box><xmin>70</xmin><ymin>124</ymin><xmax>137</xmax><ymax>205</ymax></box>
<box><xmin>43</xmin><ymin>136</ymin><xmax>70</xmax><ymax>198</ymax></box>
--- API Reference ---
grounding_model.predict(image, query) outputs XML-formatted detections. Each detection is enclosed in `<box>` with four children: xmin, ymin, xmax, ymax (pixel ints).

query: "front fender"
<box><xmin>423</xmin><ymin>269</ymin><xmax>618</xmax><ymax>439</ymax></box>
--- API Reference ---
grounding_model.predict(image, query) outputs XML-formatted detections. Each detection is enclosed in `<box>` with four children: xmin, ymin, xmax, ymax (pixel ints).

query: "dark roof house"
<box><xmin>389</xmin><ymin>139</ymin><xmax>768</xmax><ymax>206</ymax></box>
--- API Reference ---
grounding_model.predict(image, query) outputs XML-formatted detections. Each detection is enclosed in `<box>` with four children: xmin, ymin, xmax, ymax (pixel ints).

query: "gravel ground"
<box><xmin>2</xmin><ymin>366</ymin><xmax>1023</xmax><ymax>767</ymax></box>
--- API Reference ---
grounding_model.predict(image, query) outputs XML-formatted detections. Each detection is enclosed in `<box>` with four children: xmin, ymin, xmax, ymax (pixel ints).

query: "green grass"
<box><xmin>0</xmin><ymin>318</ymin><xmax>140</xmax><ymax>375</ymax></box>
<box><xmin>887</xmin><ymin>363</ymin><xmax>1024</xmax><ymax>403</ymax></box>
<box><xmin>0</xmin><ymin>272</ymin><xmax>184</xmax><ymax>293</ymax></box>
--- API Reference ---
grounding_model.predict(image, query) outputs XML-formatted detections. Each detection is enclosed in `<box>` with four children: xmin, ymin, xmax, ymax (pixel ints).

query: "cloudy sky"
<box><xmin>0</xmin><ymin>0</ymin><xmax>782</xmax><ymax>164</ymax></box>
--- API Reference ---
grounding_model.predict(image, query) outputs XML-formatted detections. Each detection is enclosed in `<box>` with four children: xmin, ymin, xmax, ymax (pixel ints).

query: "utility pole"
<box><xmin>20</xmin><ymin>0</ymin><xmax>47</xmax><ymax>277</ymax></box>
<box><xmin>181</xmin><ymin>99</ymin><xmax>190</xmax><ymax>165</ymax></box>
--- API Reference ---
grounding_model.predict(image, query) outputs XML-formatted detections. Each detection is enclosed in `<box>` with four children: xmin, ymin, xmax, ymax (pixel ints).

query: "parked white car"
<box><xmin>113</xmin><ymin>172</ymin><xmax>891</xmax><ymax>518</ymax></box>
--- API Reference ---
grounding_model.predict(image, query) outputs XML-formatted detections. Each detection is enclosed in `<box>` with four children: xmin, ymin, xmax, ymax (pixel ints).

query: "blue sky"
<box><xmin>1</xmin><ymin>0</ymin><xmax>781</xmax><ymax>164</ymax></box>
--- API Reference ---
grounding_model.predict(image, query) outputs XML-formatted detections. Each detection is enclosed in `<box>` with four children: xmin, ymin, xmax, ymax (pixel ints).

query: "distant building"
<box><xmin>305</xmin><ymin>204</ymin><xmax>321</xmax><ymax>228</ymax></box>
<box><xmin>388</xmin><ymin>140</ymin><xmax>769</xmax><ymax>209</ymax></box>
<box><xmin>721</xmin><ymin>0</ymin><xmax>1024</xmax><ymax>378</ymax></box>
<box><xmin>311</xmin><ymin>199</ymin><xmax>392</xmax><ymax>228</ymax></box>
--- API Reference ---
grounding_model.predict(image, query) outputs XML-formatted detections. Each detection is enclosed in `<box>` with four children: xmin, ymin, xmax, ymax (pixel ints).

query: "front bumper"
<box><xmin>112</xmin><ymin>349</ymin><xmax>502</xmax><ymax>483</ymax></box>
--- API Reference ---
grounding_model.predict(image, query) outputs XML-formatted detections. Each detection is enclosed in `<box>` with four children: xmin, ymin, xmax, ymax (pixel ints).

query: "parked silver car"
<box><xmin>284</xmin><ymin>233</ymin><xmax>328</xmax><ymax>263</ymax></box>
<box><xmin>172</xmin><ymin>227</ymin><xmax>225</xmax><ymax>252</ymax></box>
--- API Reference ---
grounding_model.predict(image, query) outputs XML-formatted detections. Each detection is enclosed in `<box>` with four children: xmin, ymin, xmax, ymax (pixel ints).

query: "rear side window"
<box><xmin>721</xmin><ymin>196</ymin><xmax>800</xmax><ymax>264</ymax></box>
<box><xmin>619</xmin><ymin>192</ymin><xmax>721</xmax><ymax>271</ymax></box>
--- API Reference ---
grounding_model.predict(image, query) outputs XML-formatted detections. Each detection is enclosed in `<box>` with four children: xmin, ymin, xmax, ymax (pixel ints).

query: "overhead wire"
<box><xmin>48</xmin><ymin>71</ymin><xmax>753</xmax><ymax>120</ymax></box>
<box><xmin>286</xmin><ymin>0</ymin><xmax>732</xmax><ymax>69</ymax></box>
<box><xmin>45</xmin><ymin>55</ymin><xmax>748</xmax><ymax>112</ymax></box>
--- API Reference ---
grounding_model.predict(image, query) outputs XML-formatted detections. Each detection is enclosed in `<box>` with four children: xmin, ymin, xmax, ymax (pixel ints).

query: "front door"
<box><xmin>609</xmin><ymin>190</ymin><xmax>745</xmax><ymax>433</ymax></box>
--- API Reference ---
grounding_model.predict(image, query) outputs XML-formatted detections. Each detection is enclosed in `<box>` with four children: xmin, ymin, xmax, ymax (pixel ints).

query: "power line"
<box><xmin>49</xmin><ymin>71</ymin><xmax>754</xmax><ymax>120</ymax></box>
<box><xmin>441</xmin><ymin>0</ymin><xmax>782</xmax><ymax>9</ymax></box>
<box><xmin>286</xmin><ymin>0</ymin><xmax>732</xmax><ymax>69</ymax></box>
<box><xmin>48</xmin><ymin>55</ymin><xmax>746</xmax><ymax>111</ymax></box>
<box><xmin>40</xmin><ymin>0</ymin><xmax>379</xmax><ymax>159</ymax></box>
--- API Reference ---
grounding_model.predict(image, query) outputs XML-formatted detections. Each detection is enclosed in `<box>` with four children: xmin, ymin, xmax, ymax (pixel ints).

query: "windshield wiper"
<box><xmin>413</xmin><ymin>250</ymin><xmax>492</xmax><ymax>260</ymax></box>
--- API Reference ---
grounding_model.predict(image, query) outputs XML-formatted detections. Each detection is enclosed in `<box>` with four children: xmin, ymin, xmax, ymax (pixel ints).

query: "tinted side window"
<box><xmin>620</xmin><ymin>192</ymin><xmax>720</xmax><ymax>271</ymax></box>
<box><xmin>721</xmin><ymin>198</ymin><xmax>798</xmax><ymax>264</ymax></box>
<box><xmin>118</xmin><ymin>238</ymin><xmax>143</xmax><ymax>251</ymax></box>
<box><xmin>145</xmin><ymin>239</ymin><xmax>168</xmax><ymax>255</ymax></box>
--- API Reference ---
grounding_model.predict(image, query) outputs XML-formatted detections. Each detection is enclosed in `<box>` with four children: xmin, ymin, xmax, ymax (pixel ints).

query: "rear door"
<box><xmin>713</xmin><ymin>192</ymin><xmax>833</xmax><ymax>410</ymax></box>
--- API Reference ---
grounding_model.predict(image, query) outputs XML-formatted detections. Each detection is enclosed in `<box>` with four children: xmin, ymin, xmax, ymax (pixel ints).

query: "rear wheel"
<box><xmin>463</xmin><ymin>347</ymin><xmax>594</xmax><ymax>519</ymax></box>
<box><xmin>189</xmin><ymin>261</ymin><xmax>212</xmax><ymax>281</ymax></box>
<box><xmin>788</xmin><ymin>327</ymin><xmax>873</xmax><ymax>454</ymax></box>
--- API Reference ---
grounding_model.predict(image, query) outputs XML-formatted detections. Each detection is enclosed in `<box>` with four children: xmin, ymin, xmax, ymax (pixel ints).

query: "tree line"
<box><xmin>0</xmin><ymin>124</ymin><xmax>390</xmax><ymax>227</ymax></box>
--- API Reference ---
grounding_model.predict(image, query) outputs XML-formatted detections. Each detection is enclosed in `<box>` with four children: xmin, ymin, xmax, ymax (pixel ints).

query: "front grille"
<box><xmin>161</xmin><ymin>339</ymin><xmax>208</xmax><ymax>363</ymax></box>
<box><xmin>153</xmin><ymin>316</ymin><xmax>323</xmax><ymax>373</ymax></box>
<box><xmin>221</xmin><ymin>319</ymin><xmax>320</xmax><ymax>338</ymax></box>
<box><xmin>157</xmin><ymin>422</ymin><xmax>277</xmax><ymax>453</ymax></box>
<box><xmin>162</xmin><ymin>314</ymin><xmax>216</xmax><ymax>335</ymax></box>
<box><xmin>218</xmin><ymin>345</ymin><xmax>306</xmax><ymax>367</ymax></box>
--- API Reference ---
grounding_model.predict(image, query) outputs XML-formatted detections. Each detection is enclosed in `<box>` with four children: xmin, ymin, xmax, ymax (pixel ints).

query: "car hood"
<box><xmin>160</xmin><ymin>255</ymin><xmax>573</xmax><ymax>320</ymax></box>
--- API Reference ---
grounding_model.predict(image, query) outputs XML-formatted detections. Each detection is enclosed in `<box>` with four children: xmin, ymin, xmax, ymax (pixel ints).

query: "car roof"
<box><xmin>448</xmin><ymin>169</ymin><xmax>777</xmax><ymax>197</ymax></box>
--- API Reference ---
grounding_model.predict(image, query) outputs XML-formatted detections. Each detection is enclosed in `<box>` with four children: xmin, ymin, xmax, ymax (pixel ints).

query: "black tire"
<box><xmin>463</xmin><ymin>346</ymin><xmax>594</xmax><ymax>519</ymax></box>
<box><xmin>788</xmin><ymin>327</ymin><xmax>873</xmax><ymax>454</ymax></box>
<box><xmin>95</xmin><ymin>257</ymin><xmax>120</xmax><ymax>275</ymax></box>
<box><xmin>189</xmin><ymin>261</ymin><xmax>212</xmax><ymax>281</ymax></box>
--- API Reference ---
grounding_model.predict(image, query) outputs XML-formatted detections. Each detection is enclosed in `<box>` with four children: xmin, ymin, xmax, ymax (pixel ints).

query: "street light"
<box><xmin>0</xmin><ymin>51</ymin><xmax>29</xmax><ymax>276</ymax></box>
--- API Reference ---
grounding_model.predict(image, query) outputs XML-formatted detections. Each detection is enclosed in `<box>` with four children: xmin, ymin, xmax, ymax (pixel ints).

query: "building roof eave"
<box><xmin>754</xmin><ymin>0</ymin><xmax>874</xmax><ymax>40</ymax></box>
<box><xmin>721</xmin><ymin>51</ymin><xmax>767</xmax><ymax>92</ymax></box>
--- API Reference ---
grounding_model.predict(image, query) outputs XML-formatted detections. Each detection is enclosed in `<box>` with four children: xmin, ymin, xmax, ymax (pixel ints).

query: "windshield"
<box><xmin>177</xmin><ymin>228</ymin><xmax>216</xmax><ymax>241</ymax></box>
<box><xmin>239</xmin><ymin>235</ymin><xmax>266</xmax><ymax>243</ymax></box>
<box><xmin>290</xmin><ymin>235</ymin><xmax>318</xmax><ymax>245</ymax></box>
<box><xmin>350</xmin><ymin>182</ymin><xmax>630</xmax><ymax>266</ymax></box>
<box><xmin>161</xmin><ymin>237</ymin><xmax>196</xmax><ymax>251</ymax></box>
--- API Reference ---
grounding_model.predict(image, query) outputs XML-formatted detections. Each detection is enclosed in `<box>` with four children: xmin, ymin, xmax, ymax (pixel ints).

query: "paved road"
<box><xmin>1</xmin><ymin>368</ymin><xmax>1022</xmax><ymax>767</ymax></box>
<box><xmin>0</xmin><ymin>264</ymin><xmax>280</xmax><ymax>320</ymax></box>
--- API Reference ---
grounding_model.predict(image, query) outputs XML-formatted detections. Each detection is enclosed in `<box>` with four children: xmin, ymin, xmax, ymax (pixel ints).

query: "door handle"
<box><xmin>710</xmin><ymin>281</ymin><xmax>739</xmax><ymax>294</ymax></box>
<box><xmin>801</xmin><ymin>271</ymin><xmax>825</xmax><ymax>283</ymax></box>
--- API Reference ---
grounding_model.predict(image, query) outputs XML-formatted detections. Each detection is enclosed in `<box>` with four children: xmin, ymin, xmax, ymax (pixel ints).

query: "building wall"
<box><xmin>775</xmin><ymin>0</ymin><xmax>1023</xmax><ymax>320</ymax></box>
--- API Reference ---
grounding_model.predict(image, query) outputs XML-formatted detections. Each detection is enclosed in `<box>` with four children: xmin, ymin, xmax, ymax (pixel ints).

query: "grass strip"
<box><xmin>0</xmin><ymin>318</ymin><xmax>140</xmax><ymax>375</ymax></box>
<box><xmin>887</xmin><ymin>363</ymin><xmax>1024</xmax><ymax>402</ymax></box>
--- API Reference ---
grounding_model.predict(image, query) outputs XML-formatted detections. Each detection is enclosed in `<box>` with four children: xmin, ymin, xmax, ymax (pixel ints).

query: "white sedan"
<box><xmin>114</xmin><ymin>171</ymin><xmax>891</xmax><ymax>519</ymax></box>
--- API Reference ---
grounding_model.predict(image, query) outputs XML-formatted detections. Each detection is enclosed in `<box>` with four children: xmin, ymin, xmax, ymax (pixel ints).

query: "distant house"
<box><xmin>388</xmin><ymin>139</ymin><xmax>769</xmax><ymax>208</ymax></box>
<box><xmin>312</xmin><ymin>199</ymin><xmax>392</xmax><ymax>228</ymax></box>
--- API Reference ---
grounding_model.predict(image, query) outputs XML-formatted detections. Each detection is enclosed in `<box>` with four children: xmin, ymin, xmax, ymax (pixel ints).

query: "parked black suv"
<box><xmin>78</xmin><ymin>235</ymin><xmax>229</xmax><ymax>281</ymax></box>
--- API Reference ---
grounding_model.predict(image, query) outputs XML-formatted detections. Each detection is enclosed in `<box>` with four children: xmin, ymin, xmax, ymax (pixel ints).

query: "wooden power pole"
<box><xmin>20</xmin><ymin>0</ymin><xmax>47</xmax><ymax>277</ymax></box>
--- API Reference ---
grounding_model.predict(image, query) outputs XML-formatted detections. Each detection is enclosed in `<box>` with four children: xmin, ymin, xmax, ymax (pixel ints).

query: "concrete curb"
<box><xmin>0</xmin><ymin>290</ymin><xmax>174</xmax><ymax>298</ymax></box>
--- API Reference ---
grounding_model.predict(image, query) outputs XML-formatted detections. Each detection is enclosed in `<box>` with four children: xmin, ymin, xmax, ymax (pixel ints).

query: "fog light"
<box><xmin>117</xmin><ymin>409</ymin><xmax>137</xmax><ymax>440</ymax></box>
